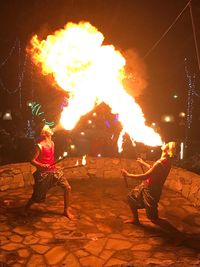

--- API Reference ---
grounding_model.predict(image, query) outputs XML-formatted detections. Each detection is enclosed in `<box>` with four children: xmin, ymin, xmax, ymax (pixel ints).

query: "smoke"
<box><xmin>122</xmin><ymin>49</ymin><xmax>148</xmax><ymax>98</ymax></box>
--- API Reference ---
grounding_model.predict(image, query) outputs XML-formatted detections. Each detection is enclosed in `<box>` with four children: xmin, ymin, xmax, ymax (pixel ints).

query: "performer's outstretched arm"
<box><xmin>121</xmin><ymin>162</ymin><xmax>159</xmax><ymax>180</ymax></box>
<box><xmin>137</xmin><ymin>158</ymin><xmax>151</xmax><ymax>170</ymax></box>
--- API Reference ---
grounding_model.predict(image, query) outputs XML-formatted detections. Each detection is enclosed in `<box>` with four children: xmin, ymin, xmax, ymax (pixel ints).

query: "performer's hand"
<box><xmin>56</xmin><ymin>165</ymin><xmax>64</xmax><ymax>170</ymax></box>
<box><xmin>40</xmin><ymin>164</ymin><xmax>50</xmax><ymax>170</ymax></box>
<box><xmin>137</xmin><ymin>158</ymin><xmax>145</xmax><ymax>165</ymax></box>
<box><xmin>121</xmin><ymin>169</ymin><xmax>129</xmax><ymax>177</ymax></box>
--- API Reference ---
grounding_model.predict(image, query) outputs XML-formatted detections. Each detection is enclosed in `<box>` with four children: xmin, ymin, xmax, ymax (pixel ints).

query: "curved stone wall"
<box><xmin>0</xmin><ymin>157</ymin><xmax>200</xmax><ymax>208</ymax></box>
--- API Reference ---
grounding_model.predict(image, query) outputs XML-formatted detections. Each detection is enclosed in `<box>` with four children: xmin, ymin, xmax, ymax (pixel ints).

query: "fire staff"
<box><xmin>25</xmin><ymin>124</ymin><xmax>73</xmax><ymax>219</ymax></box>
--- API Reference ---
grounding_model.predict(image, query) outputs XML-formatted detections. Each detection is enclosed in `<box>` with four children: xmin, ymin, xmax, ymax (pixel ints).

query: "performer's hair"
<box><xmin>166</xmin><ymin>141</ymin><xmax>176</xmax><ymax>157</ymax></box>
<box><xmin>35</xmin><ymin>122</ymin><xmax>46</xmax><ymax>137</ymax></box>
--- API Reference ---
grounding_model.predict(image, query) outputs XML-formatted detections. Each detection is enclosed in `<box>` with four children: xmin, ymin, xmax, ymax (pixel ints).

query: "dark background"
<box><xmin>0</xmin><ymin>0</ymin><xmax>199</xmax><ymax>163</ymax></box>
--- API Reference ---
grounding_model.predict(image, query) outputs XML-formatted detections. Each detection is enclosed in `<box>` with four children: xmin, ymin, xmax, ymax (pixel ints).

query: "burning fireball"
<box><xmin>28</xmin><ymin>21</ymin><xmax>162</xmax><ymax>150</ymax></box>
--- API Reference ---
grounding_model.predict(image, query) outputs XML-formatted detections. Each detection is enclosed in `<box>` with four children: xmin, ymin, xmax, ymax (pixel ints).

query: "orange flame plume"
<box><xmin>29</xmin><ymin>22</ymin><xmax>162</xmax><ymax>151</ymax></box>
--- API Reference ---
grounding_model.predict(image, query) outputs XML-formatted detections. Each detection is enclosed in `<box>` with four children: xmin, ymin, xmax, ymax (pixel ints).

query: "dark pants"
<box><xmin>128</xmin><ymin>184</ymin><xmax>159</xmax><ymax>220</ymax></box>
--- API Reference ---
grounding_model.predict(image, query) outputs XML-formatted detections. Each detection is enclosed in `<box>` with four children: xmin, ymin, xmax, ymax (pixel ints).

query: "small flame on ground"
<box><xmin>63</xmin><ymin>151</ymin><xmax>68</xmax><ymax>157</ymax></box>
<box><xmin>82</xmin><ymin>155</ymin><xmax>86</xmax><ymax>165</ymax></box>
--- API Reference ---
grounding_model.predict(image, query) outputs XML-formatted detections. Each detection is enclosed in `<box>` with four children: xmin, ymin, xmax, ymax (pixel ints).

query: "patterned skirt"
<box><xmin>31</xmin><ymin>169</ymin><xmax>69</xmax><ymax>203</ymax></box>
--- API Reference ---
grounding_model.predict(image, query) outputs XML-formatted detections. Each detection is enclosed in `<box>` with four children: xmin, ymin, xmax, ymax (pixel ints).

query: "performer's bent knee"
<box><xmin>67</xmin><ymin>185</ymin><xmax>71</xmax><ymax>191</ymax></box>
<box><xmin>63</xmin><ymin>185</ymin><xmax>71</xmax><ymax>192</ymax></box>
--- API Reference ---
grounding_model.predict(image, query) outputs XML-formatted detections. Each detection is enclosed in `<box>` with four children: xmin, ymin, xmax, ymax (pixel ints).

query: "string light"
<box><xmin>184</xmin><ymin>58</ymin><xmax>199</xmax><ymax>155</ymax></box>
<box><xmin>0</xmin><ymin>39</ymin><xmax>27</xmax><ymax>98</ymax></box>
<box><xmin>3</xmin><ymin>111</ymin><xmax>12</xmax><ymax>120</ymax></box>
<box><xmin>0</xmin><ymin>38</ymin><xmax>19</xmax><ymax>68</ymax></box>
<box><xmin>184</xmin><ymin>58</ymin><xmax>194</xmax><ymax>132</ymax></box>
<box><xmin>173</xmin><ymin>94</ymin><xmax>178</xmax><ymax>99</ymax></box>
<box><xmin>180</xmin><ymin>142</ymin><xmax>184</xmax><ymax>160</ymax></box>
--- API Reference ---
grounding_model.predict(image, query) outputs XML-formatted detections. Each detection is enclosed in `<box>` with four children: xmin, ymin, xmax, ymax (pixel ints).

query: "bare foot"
<box><xmin>63</xmin><ymin>209</ymin><xmax>74</xmax><ymax>220</ymax></box>
<box><xmin>123</xmin><ymin>218</ymin><xmax>141</xmax><ymax>225</ymax></box>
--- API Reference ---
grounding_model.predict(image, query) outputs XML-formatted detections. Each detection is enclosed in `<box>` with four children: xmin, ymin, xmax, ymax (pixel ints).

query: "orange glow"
<box><xmin>29</xmin><ymin>22</ymin><xmax>162</xmax><ymax>151</ymax></box>
<box><xmin>82</xmin><ymin>155</ymin><xmax>86</xmax><ymax>165</ymax></box>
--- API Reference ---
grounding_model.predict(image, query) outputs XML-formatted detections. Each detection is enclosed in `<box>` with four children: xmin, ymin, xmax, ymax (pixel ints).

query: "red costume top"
<box><xmin>36</xmin><ymin>140</ymin><xmax>56</xmax><ymax>172</ymax></box>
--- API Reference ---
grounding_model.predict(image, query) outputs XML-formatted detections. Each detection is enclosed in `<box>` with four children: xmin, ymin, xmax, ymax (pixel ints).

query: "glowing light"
<box><xmin>63</xmin><ymin>151</ymin><xmax>68</xmax><ymax>157</ymax></box>
<box><xmin>117</xmin><ymin>129</ymin><xmax>125</xmax><ymax>153</ymax></box>
<box><xmin>173</xmin><ymin>94</ymin><xmax>178</xmax><ymax>99</ymax></box>
<box><xmin>29</xmin><ymin>21</ymin><xmax>162</xmax><ymax>151</ymax></box>
<box><xmin>3</xmin><ymin>112</ymin><xmax>12</xmax><ymax>120</ymax></box>
<box><xmin>179</xmin><ymin>112</ymin><xmax>186</xmax><ymax>118</ymax></box>
<box><xmin>88</xmin><ymin>120</ymin><xmax>92</xmax><ymax>124</ymax></box>
<box><xmin>164</xmin><ymin>116</ymin><xmax>171</xmax><ymax>122</ymax></box>
<box><xmin>97</xmin><ymin>154</ymin><xmax>101</xmax><ymax>157</ymax></box>
<box><xmin>70</xmin><ymin>144</ymin><xmax>75</xmax><ymax>150</ymax></box>
<box><xmin>82</xmin><ymin>155</ymin><xmax>87</xmax><ymax>165</ymax></box>
<box><xmin>93</xmin><ymin>112</ymin><xmax>96</xmax><ymax>116</ymax></box>
<box><xmin>161</xmin><ymin>115</ymin><xmax>174</xmax><ymax>123</ymax></box>
<box><xmin>180</xmin><ymin>142</ymin><xmax>184</xmax><ymax>160</ymax></box>
<box><xmin>150</xmin><ymin>149</ymin><xmax>154</xmax><ymax>153</ymax></box>
<box><xmin>151</xmin><ymin>122</ymin><xmax>156</xmax><ymax>127</ymax></box>
<box><xmin>80</xmin><ymin>131</ymin><xmax>85</xmax><ymax>136</ymax></box>
<box><xmin>27</xmin><ymin>101</ymin><xmax>32</xmax><ymax>107</ymax></box>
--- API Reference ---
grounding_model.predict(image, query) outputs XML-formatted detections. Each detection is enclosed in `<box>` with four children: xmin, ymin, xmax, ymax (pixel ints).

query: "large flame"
<box><xmin>29</xmin><ymin>22</ymin><xmax>162</xmax><ymax>150</ymax></box>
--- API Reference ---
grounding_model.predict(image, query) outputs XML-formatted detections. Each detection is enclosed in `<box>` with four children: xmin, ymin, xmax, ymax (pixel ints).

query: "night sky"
<box><xmin>0</xmin><ymin>0</ymin><xmax>200</xmax><ymax>141</ymax></box>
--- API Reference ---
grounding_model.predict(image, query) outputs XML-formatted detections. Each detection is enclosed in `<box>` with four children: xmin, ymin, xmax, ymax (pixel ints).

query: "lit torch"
<box><xmin>63</xmin><ymin>155</ymin><xmax>87</xmax><ymax>170</ymax></box>
<box><xmin>52</xmin><ymin>153</ymin><xmax>87</xmax><ymax>169</ymax></box>
<box><xmin>51</xmin><ymin>151</ymin><xmax>68</xmax><ymax>166</ymax></box>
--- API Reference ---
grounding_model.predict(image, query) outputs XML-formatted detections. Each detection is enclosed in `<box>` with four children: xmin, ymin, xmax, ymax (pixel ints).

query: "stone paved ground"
<box><xmin>0</xmin><ymin>177</ymin><xmax>200</xmax><ymax>267</ymax></box>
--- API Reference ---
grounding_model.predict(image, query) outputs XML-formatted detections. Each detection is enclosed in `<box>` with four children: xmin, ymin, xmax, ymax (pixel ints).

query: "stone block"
<box><xmin>194</xmin><ymin>197</ymin><xmax>200</xmax><ymax>208</ymax></box>
<box><xmin>13</xmin><ymin>174</ymin><xmax>23</xmax><ymax>184</ymax></box>
<box><xmin>188</xmin><ymin>190</ymin><xmax>197</xmax><ymax>202</ymax></box>
<box><xmin>0</xmin><ymin>170</ymin><xmax>14</xmax><ymax>177</ymax></box>
<box><xmin>182</xmin><ymin>185</ymin><xmax>190</xmax><ymax>199</ymax></box>
<box><xmin>112</xmin><ymin>158</ymin><xmax>120</xmax><ymax>165</ymax></box>
<box><xmin>87</xmin><ymin>168</ymin><xmax>97</xmax><ymax>178</ymax></box>
<box><xmin>165</xmin><ymin>177</ymin><xmax>183</xmax><ymax>192</ymax></box>
<box><xmin>20</xmin><ymin>164</ymin><xmax>32</xmax><ymax>173</ymax></box>
<box><xmin>179</xmin><ymin>176</ymin><xmax>192</xmax><ymax>185</ymax></box>
<box><xmin>104</xmin><ymin>170</ymin><xmax>119</xmax><ymax>178</ymax></box>
<box><xmin>96</xmin><ymin>158</ymin><xmax>105</xmax><ymax>168</ymax></box>
<box><xmin>23</xmin><ymin>172</ymin><xmax>34</xmax><ymax>185</ymax></box>
<box><xmin>0</xmin><ymin>184</ymin><xmax>9</xmax><ymax>191</ymax></box>
<box><xmin>95</xmin><ymin>168</ymin><xmax>104</xmax><ymax>178</ymax></box>
<box><xmin>12</xmin><ymin>168</ymin><xmax>21</xmax><ymax>175</ymax></box>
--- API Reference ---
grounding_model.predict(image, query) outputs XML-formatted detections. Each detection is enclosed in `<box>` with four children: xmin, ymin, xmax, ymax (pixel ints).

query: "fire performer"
<box><xmin>25</xmin><ymin>124</ymin><xmax>73</xmax><ymax>219</ymax></box>
<box><xmin>121</xmin><ymin>142</ymin><xmax>185</xmax><ymax>241</ymax></box>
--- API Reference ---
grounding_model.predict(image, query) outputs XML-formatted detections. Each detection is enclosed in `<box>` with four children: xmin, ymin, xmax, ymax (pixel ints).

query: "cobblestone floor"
<box><xmin>0</xmin><ymin>177</ymin><xmax>200</xmax><ymax>267</ymax></box>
